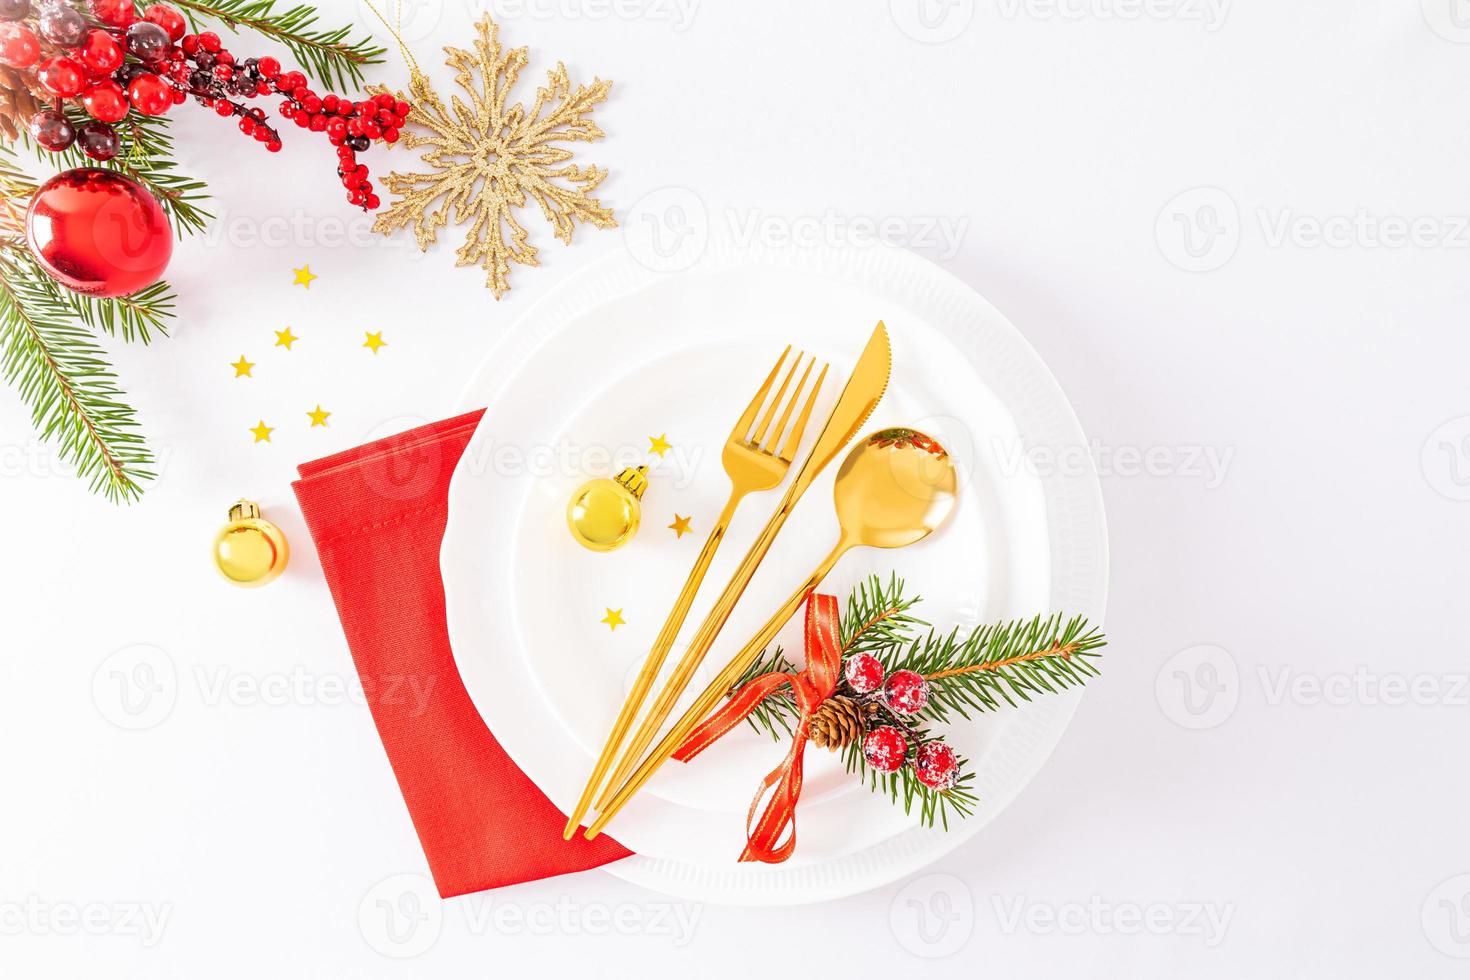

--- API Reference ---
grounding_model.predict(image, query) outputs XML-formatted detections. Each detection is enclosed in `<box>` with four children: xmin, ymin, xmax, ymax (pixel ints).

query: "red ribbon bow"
<box><xmin>672</xmin><ymin>592</ymin><xmax>843</xmax><ymax>864</ymax></box>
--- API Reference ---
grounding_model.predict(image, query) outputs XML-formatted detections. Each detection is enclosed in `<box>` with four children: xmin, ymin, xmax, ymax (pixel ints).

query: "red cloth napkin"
<box><xmin>292</xmin><ymin>410</ymin><xmax>631</xmax><ymax>897</ymax></box>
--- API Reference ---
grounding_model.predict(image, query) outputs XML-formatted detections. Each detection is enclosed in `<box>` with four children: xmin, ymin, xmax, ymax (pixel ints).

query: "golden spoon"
<box><xmin>584</xmin><ymin>426</ymin><xmax>959</xmax><ymax>839</ymax></box>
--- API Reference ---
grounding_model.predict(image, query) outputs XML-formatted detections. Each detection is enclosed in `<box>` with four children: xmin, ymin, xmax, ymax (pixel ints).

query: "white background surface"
<box><xmin>1</xmin><ymin>0</ymin><xmax>1467</xmax><ymax>976</ymax></box>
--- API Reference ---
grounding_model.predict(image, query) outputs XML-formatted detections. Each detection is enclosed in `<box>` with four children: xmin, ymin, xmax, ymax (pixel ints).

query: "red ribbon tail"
<box><xmin>739</xmin><ymin>733</ymin><xmax>808</xmax><ymax>864</ymax></box>
<box><xmin>672</xmin><ymin>673</ymin><xmax>792</xmax><ymax>763</ymax></box>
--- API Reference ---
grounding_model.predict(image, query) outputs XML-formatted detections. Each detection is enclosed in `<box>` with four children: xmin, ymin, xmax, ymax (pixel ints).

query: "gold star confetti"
<box><xmin>648</xmin><ymin>433</ymin><xmax>671</xmax><ymax>457</ymax></box>
<box><xmin>274</xmin><ymin>327</ymin><xmax>298</xmax><ymax>350</ymax></box>
<box><xmin>600</xmin><ymin>608</ymin><xmax>625</xmax><ymax>630</ymax></box>
<box><xmin>292</xmin><ymin>264</ymin><xmax>317</xmax><ymax>288</ymax></box>
<box><xmin>363</xmin><ymin>331</ymin><xmax>388</xmax><ymax>354</ymax></box>
<box><xmin>231</xmin><ymin>356</ymin><xmax>254</xmax><ymax>378</ymax></box>
<box><xmin>307</xmin><ymin>405</ymin><xmax>331</xmax><ymax>427</ymax></box>
<box><xmin>368</xmin><ymin>16</ymin><xmax>616</xmax><ymax>299</ymax></box>
<box><xmin>668</xmin><ymin>514</ymin><xmax>692</xmax><ymax>538</ymax></box>
<box><xmin>250</xmin><ymin>420</ymin><xmax>274</xmax><ymax>443</ymax></box>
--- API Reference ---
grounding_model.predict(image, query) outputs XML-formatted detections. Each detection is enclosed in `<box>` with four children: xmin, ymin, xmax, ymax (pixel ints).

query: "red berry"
<box><xmin>301</xmin><ymin>95</ymin><xmax>320</xmax><ymax>114</ymax></box>
<box><xmin>382</xmin><ymin>127</ymin><xmax>398</xmax><ymax>143</ymax></box>
<box><xmin>28</xmin><ymin>108</ymin><xmax>75</xmax><ymax>151</ymax></box>
<box><xmin>255</xmin><ymin>80</ymin><xmax>269</xmax><ymax>96</ymax></box>
<box><xmin>881</xmin><ymin>669</ymin><xmax>929</xmax><ymax>715</ymax></box>
<box><xmin>322</xmin><ymin>93</ymin><xmax>338</xmax><ymax>112</ymax></box>
<box><xmin>76</xmin><ymin>120</ymin><xmax>119</xmax><ymax>160</ymax></box>
<box><xmin>170</xmin><ymin>86</ymin><xmax>185</xmax><ymax>104</ymax></box>
<box><xmin>143</xmin><ymin>4</ymin><xmax>185</xmax><ymax>41</ymax></box>
<box><xmin>393</xmin><ymin>100</ymin><xmax>409</xmax><ymax>116</ymax></box>
<box><xmin>90</xmin><ymin>0</ymin><xmax>136</xmax><ymax>28</ymax></box>
<box><xmin>0</xmin><ymin>23</ymin><xmax>39</xmax><ymax>68</ymax></box>
<box><xmin>256</xmin><ymin>55</ymin><xmax>279</xmax><ymax>77</ymax></box>
<box><xmin>197</xmin><ymin>30</ymin><xmax>219</xmax><ymax>51</ymax></box>
<box><xmin>362</xmin><ymin>121</ymin><xmax>380</xmax><ymax>139</ymax></box>
<box><xmin>238</xmin><ymin>114</ymin><xmax>255</xmax><ymax>134</ymax></box>
<box><xmin>80</xmin><ymin>80</ymin><xmax>129</xmax><ymax>122</ymax></box>
<box><xmin>213</xmin><ymin>49</ymin><xmax>233</xmax><ymax>66</ymax></box>
<box><xmin>213</xmin><ymin>99</ymin><xmax>233</xmax><ymax>116</ymax></box>
<box><xmin>843</xmin><ymin>652</ymin><xmax>885</xmax><ymax>694</ymax></box>
<box><xmin>307</xmin><ymin>113</ymin><xmax>325</xmax><ymax>132</ymax></box>
<box><xmin>265</xmin><ymin>139</ymin><xmax>280</xmax><ymax>152</ymax></box>
<box><xmin>914</xmin><ymin>741</ymin><xmax>959</xmax><ymax>791</ymax></box>
<box><xmin>346</xmin><ymin>118</ymin><xmax>362</xmax><ymax>137</ymax></box>
<box><xmin>180</xmin><ymin>33</ymin><xmax>198</xmax><ymax>53</ymax></box>
<box><xmin>365</xmin><ymin>193</ymin><xmax>379</xmax><ymax>209</ymax></box>
<box><xmin>325</xmin><ymin>117</ymin><xmax>346</xmax><ymax>140</ymax></box>
<box><xmin>373</xmin><ymin>92</ymin><xmax>392</xmax><ymax>106</ymax></box>
<box><xmin>38</xmin><ymin>56</ymin><xmax>87</xmax><ymax>97</ymax></box>
<box><xmin>77</xmin><ymin>29</ymin><xmax>124</xmax><ymax>75</ymax></box>
<box><xmin>126</xmin><ymin>71</ymin><xmax>172</xmax><ymax>115</ymax></box>
<box><xmin>861</xmin><ymin>726</ymin><xmax>908</xmax><ymax>774</ymax></box>
<box><xmin>292</xmin><ymin>111</ymin><xmax>308</xmax><ymax>128</ymax></box>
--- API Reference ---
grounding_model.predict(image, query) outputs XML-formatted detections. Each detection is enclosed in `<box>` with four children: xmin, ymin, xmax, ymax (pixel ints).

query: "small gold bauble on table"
<box><xmin>567</xmin><ymin>466</ymin><xmax>648</xmax><ymax>552</ymax></box>
<box><xmin>213</xmin><ymin>500</ymin><xmax>289</xmax><ymax>587</ymax></box>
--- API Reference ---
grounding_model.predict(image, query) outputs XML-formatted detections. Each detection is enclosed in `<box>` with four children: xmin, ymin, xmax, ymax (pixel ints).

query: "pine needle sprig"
<box><xmin>894</xmin><ymin>614</ymin><xmax>1106</xmax><ymax>725</ymax></box>
<box><xmin>840</xmin><ymin>573</ymin><xmax>926</xmax><ymax>656</ymax></box>
<box><xmin>169</xmin><ymin>0</ymin><xmax>387</xmax><ymax>90</ymax></box>
<box><xmin>68</xmin><ymin>282</ymin><xmax>175</xmax><ymax>345</ymax></box>
<box><xmin>0</xmin><ymin>247</ymin><xmax>155</xmax><ymax>501</ymax></box>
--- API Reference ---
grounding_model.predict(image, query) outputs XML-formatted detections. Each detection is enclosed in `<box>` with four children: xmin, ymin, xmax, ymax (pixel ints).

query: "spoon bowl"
<box><xmin>833</xmin><ymin>427</ymin><xmax>958</xmax><ymax>550</ymax></box>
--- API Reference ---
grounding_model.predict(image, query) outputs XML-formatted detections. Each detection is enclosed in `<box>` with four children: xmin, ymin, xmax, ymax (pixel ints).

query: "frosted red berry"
<box><xmin>90</xmin><ymin>0</ymin><xmax>136</xmax><ymax>26</ymax></box>
<box><xmin>0</xmin><ymin>23</ymin><xmax>39</xmax><ymax>67</ymax></box>
<box><xmin>914</xmin><ymin>741</ymin><xmax>959</xmax><ymax>791</ymax></box>
<box><xmin>881</xmin><ymin>669</ymin><xmax>929</xmax><ymax>715</ymax></box>
<box><xmin>862</xmin><ymin>726</ymin><xmax>909</xmax><ymax>774</ymax></box>
<box><xmin>843</xmin><ymin>652</ymin><xmax>885</xmax><ymax>694</ymax></box>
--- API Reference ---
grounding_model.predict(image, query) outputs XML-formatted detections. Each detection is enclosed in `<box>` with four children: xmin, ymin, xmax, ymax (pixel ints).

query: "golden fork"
<box><xmin>562</xmin><ymin>346</ymin><xmax>828</xmax><ymax>839</ymax></box>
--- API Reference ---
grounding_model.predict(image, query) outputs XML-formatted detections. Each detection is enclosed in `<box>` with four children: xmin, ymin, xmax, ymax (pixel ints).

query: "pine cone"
<box><xmin>808</xmin><ymin>695</ymin><xmax>878</xmax><ymax>751</ymax></box>
<box><xmin>0</xmin><ymin>66</ymin><xmax>50</xmax><ymax>143</ymax></box>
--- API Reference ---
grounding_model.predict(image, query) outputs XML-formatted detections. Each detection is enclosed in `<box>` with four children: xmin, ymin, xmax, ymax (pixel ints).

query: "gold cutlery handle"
<box><xmin>593</xmin><ymin>482</ymin><xmax>804</xmax><ymax>808</ymax></box>
<box><xmin>563</xmin><ymin>491</ymin><xmax>741</xmax><ymax>838</ymax></box>
<box><xmin>585</xmin><ymin>542</ymin><xmax>848</xmax><ymax>838</ymax></box>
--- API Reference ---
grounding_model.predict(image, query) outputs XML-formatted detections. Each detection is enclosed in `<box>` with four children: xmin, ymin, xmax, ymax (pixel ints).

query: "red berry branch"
<box><xmin>0</xmin><ymin>0</ymin><xmax>406</xmax><ymax>209</ymax></box>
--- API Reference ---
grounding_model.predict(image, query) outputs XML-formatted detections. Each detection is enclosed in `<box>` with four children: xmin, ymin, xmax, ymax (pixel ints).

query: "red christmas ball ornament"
<box><xmin>0</xmin><ymin>23</ymin><xmax>39</xmax><ymax>68</ymax></box>
<box><xmin>78</xmin><ymin>28</ymin><xmax>124</xmax><ymax>76</ymax></box>
<box><xmin>126</xmin><ymin>72</ymin><xmax>172</xmax><ymax>115</ymax></box>
<box><xmin>843</xmin><ymin>651</ymin><xmax>885</xmax><ymax>694</ymax></box>
<box><xmin>914</xmin><ymin>741</ymin><xmax>959</xmax><ymax>791</ymax></box>
<box><xmin>89</xmin><ymin>0</ymin><xmax>136</xmax><ymax>27</ymax></box>
<box><xmin>142</xmin><ymin>3</ymin><xmax>185</xmax><ymax>41</ymax></box>
<box><xmin>80</xmin><ymin>80</ymin><xmax>129</xmax><ymax>122</ymax></box>
<box><xmin>881</xmin><ymin>668</ymin><xmax>930</xmax><ymax>715</ymax></box>
<box><xmin>861</xmin><ymin>726</ymin><xmax>909</xmax><ymax>774</ymax></box>
<box><xmin>25</xmin><ymin>168</ymin><xmax>173</xmax><ymax>298</ymax></box>
<box><xmin>38</xmin><ymin>55</ymin><xmax>87</xmax><ymax>97</ymax></box>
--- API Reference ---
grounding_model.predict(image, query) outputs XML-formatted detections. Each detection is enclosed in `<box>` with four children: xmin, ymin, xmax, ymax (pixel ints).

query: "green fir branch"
<box><xmin>169</xmin><ymin>0</ymin><xmax>387</xmax><ymax>90</ymax></box>
<box><xmin>896</xmin><ymin>613</ymin><xmax>1106</xmax><ymax>725</ymax></box>
<box><xmin>0</xmin><ymin>246</ymin><xmax>155</xmax><ymax>501</ymax></box>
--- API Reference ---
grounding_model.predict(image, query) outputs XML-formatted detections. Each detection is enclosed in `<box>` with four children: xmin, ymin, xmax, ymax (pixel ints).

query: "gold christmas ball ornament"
<box><xmin>213</xmin><ymin>499</ymin><xmax>289</xmax><ymax>587</ymax></box>
<box><xmin>567</xmin><ymin>466</ymin><xmax>648</xmax><ymax>552</ymax></box>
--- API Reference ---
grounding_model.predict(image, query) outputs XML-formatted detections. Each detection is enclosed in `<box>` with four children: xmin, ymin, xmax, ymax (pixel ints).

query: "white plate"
<box><xmin>443</xmin><ymin>238</ymin><xmax>1108</xmax><ymax>905</ymax></box>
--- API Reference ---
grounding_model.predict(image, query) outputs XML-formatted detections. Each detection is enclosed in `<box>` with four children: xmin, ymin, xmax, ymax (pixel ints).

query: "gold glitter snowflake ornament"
<box><xmin>369</xmin><ymin>17</ymin><xmax>616</xmax><ymax>298</ymax></box>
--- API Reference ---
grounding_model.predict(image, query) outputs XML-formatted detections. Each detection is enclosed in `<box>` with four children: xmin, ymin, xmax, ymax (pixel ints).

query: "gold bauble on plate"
<box><xmin>567</xmin><ymin>466</ymin><xmax>648</xmax><ymax>552</ymax></box>
<box><xmin>213</xmin><ymin>499</ymin><xmax>289</xmax><ymax>587</ymax></box>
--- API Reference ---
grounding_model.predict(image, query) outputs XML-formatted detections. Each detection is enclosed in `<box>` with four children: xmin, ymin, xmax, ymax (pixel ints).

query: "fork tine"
<box><xmin>762</xmin><ymin>356</ymin><xmax>813</xmax><ymax>454</ymax></box>
<box><xmin>731</xmin><ymin>346</ymin><xmax>790</xmax><ymax>443</ymax></box>
<box><xmin>778</xmin><ymin>362</ymin><xmax>828</xmax><ymax>462</ymax></box>
<box><xmin>749</xmin><ymin>349</ymin><xmax>802</xmax><ymax>448</ymax></box>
